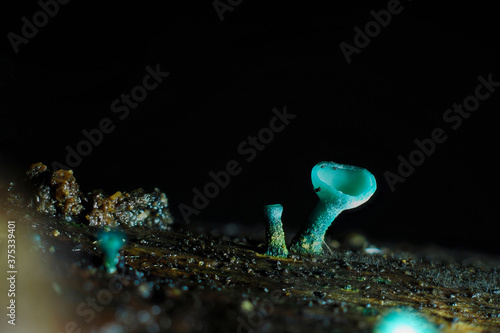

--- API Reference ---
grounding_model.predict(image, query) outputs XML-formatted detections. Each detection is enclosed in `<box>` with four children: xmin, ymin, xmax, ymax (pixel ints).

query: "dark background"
<box><xmin>1</xmin><ymin>1</ymin><xmax>499</xmax><ymax>253</ymax></box>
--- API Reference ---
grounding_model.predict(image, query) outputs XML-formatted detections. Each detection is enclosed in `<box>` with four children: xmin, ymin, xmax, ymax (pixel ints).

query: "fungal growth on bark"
<box><xmin>3</xmin><ymin>161</ymin><xmax>500</xmax><ymax>332</ymax></box>
<box><xmin>290</xmin><ymin>161</ymin><xmax>377</xmax><ymax>254</ymax></box>
<box><xmin>98</xmin><ymin>230</ymin><xmax>126</xmax><ymax>274</ymax></box>
<box><xmin>263</xmin><ymin>204</ymin><xmax>288</xmax><ymax>257</ymax></box>
<box><xmin>264</xmin><ymin>161</ymin><xmax>376</xmax><ymax>256</ymax></box>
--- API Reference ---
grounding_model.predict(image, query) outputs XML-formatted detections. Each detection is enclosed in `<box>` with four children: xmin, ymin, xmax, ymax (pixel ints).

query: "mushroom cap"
<box><xmin>311</xmin><ymin>161</ymin><xmax>376</xmax><ymax>210</ymax></box>
<box><xmin>98</xmin><ymin>230</ymin><xmax>126</xmax><ymax>254</ymax></box>
<box><xmin>263</xmin><ymin>204</ymin><xmax>283</xmax><ymax>218</ymax></box>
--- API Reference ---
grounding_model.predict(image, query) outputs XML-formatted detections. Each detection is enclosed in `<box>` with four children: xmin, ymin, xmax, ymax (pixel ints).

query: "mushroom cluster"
<box><xmin>263</xmin><ymin>161</ymin><xmax>377</xmax><ymax>256</ymax></box>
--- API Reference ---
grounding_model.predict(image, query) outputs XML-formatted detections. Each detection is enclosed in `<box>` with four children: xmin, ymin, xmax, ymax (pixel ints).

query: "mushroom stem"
<box><xmin>103</xmin><ymin>252</ymin><xmax>120</xmax><ymax>273</ymax></box>
<box><xmin>263</xmin><ymin>204</ymin><xmax>289</xmax><ymax>257</ymax></box>
<box><xmin>290</xmin><ymin>201</ymin><xmax>342</xmax><ymax>254</ymax></box>
<box><xmin>98</xmin><ymin>230</ymin><xmax>126</xmax><ymax>274</ymax></box>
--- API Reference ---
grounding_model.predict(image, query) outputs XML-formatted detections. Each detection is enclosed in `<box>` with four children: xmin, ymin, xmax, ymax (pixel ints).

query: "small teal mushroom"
<box><xmin>263</xmin><ymin>204</ymin><xmax>289</xmax><ymax>257</ymax></box>
<box><xmin>98</xmin><ymin>230</ymin><xmax>126</xmax><ymax>274</ymax></box>
<box><xmin>374</xmin><ymin>309</ymin><xmax>438</xmax><ymax>333</ymax></box>
<box><xmin>290</xmin><ymin>161</ymin><xmax>376</xmax><ymax>255</ymax></box>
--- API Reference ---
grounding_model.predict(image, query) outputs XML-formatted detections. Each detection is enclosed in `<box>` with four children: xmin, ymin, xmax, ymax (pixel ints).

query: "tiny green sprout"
<box><xmin>290</xmin><ymin>161</ymin><xmax>376</xmax><ymax>255</ymax></box>
<box><xmin>263</xmin><ymin>204</ymin><xmax>289</xmax><ymax>258</ymax></box>
<box><xmin>98</xmin><ymin>230</ymin><xmax>126</xmax><ymax>274</ymax></box>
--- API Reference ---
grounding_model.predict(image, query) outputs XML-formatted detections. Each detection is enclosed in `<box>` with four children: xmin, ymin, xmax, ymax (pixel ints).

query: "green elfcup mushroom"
<box><xmin>290</xmin><ymin>161</ymin><xmax>376</xmax><ymax>255</ymax></box>
<box><xmin>263</xmin><ymin>204</ymin><xmax>289</xmax><ymax>257</ymax></box>
<box><xmin>98</xmin><ymin>230</ymin><xmax>126</xmax><ymax>274</ymax></box>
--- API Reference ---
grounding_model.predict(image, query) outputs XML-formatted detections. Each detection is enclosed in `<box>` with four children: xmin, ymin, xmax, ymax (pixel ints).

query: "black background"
<box><xmin>1</xmin><ymin>1</ymin><xmax>499</xmax><ymax>253</ymax></box>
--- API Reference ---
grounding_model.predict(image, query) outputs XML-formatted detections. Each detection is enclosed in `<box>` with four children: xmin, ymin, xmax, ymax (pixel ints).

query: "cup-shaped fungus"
<box><xmin>263</xmin><ymin>204</ymin><xmax>289</xmax><ymax>257</ymax></box>
<box><xmin>374</xmin><ymin>309</ymin><xmax>438</xmax><ymax>333</ymax></box>
<box><xmin>98</xmin><ymin>230</ymin><xmax>126</xmax><ymax>274</ymax></box>
<box><xmin>290</xmin><ymin>161</ymin><xmax>376</xmax><ymax>255</ymax></box>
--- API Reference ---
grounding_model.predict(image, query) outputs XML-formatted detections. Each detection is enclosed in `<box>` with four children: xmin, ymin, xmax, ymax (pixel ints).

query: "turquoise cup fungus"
<box><xmin>98</xmin><ymin>230</ymin><xmax>126</xmax><ymax>274</ymax></box>
<box><xmin>263</xmin><ymin>204</ymin><xmax>289</xmax><ymax>257</ymax></box>
<box><xmin>290</xmin><ymin>161</ymin><xmax>376</xmax><ymax>255</ymax></box>
<box><xmin>374</xmin><ymin>309</ymin><xmax>438</xmax><ymax>333</ymax></box>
